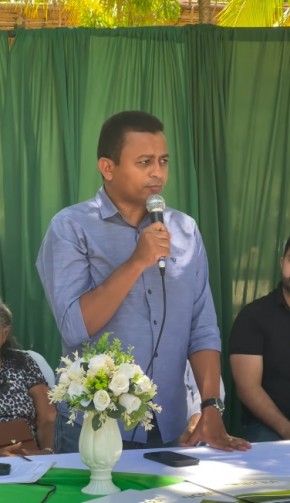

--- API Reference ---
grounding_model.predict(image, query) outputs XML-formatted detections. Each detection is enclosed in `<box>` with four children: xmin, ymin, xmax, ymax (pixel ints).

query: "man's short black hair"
<box><xmin>97</xmin><ymin>110</ymin><xmax>164</xmax><ymax>164</ymax></box>
<box><xmin>283</xmin><ymin>237</ymin><xmax>290</xmax><ymax>257</ymax></box>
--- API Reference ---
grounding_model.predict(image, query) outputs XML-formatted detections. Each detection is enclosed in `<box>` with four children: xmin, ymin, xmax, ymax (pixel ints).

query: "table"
<box><xmin>1</xmin><ymin>441</ymin><xmax>290</xmax><ymax>502</ymax></box>
<box><xmin>51</xmin><ymin>440</ymin><xmax>290</xmax><ymax>476</ymax></box>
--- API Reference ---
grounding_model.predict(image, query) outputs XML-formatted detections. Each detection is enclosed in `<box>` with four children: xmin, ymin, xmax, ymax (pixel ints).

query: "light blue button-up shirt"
<box><xmin>36</xmin><ymin>186</ymin><xmax>221</xmax><ymax>443</ymax></box>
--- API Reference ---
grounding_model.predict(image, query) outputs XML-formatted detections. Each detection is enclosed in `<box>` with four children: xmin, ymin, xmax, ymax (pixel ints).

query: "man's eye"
<box><xmin>160</xmin><ymin>158</ymin><xmax>169</xmax><ymax>165</ymax></box>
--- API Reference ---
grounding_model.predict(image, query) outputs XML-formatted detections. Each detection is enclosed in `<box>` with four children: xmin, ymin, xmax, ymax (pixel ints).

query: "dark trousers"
<box><xmin>242</xmin><ymin>420</ymin><xmax>282</xmax><ymax>442</ymax></box>
<box><xmin>123</xmin><ymin>414</ymin><xmax>179</xmax><ymax>450</ymax></box>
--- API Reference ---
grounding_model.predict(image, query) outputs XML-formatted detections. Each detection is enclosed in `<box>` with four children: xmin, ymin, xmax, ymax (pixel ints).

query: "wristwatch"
<box><xmin>201</xmin><ymin>397</ymin><xmax>225</xmax><ymax>414</ymax></box>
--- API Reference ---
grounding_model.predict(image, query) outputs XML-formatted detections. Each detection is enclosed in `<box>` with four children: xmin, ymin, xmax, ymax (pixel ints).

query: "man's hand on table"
<box><xmin>179</xmin><ymin>406</ymin><xmax>251</xmax><ymax>452</ymax></box>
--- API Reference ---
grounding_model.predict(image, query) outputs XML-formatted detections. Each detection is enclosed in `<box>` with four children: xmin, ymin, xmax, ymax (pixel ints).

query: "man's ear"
<box><xmin>98</xmin><ymin>157</ymin><xmax>115</xmax><ymax>181</ymax></box>
<box><xmin>280</xmin><ymin>256</ymin><xmax>284</xmax><ymax>270</ymax></box>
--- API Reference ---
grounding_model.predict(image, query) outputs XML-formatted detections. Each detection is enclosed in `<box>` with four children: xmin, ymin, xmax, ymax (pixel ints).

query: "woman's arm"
<box><xmin>29</xmin><ymin>383</ymin><xmax>56</xmax><ymax>452</ymax></box>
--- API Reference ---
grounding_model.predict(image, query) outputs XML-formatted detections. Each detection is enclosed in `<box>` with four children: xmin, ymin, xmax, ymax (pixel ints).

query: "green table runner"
<box><xmin>0</xmin><ymin>468</ymin><xmax>183</xmax><ymax>503</ymax></box>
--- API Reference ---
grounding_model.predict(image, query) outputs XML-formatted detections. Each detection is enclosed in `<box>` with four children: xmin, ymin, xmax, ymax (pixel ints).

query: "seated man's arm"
<box><xmin>230</xmin><ymin>354</ymin><xmax>290</xmax><ymax>439</ymax></box>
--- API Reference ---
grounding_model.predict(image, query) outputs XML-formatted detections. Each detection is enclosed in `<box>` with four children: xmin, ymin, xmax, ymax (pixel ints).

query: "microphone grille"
<box><xmin>146</xmin><ymin>194</ymin><xmax>166</xmax><ymax>213</ymax></box>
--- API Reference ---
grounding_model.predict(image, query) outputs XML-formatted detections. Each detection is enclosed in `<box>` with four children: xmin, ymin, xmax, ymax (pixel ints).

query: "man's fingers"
<box><xmin>225</xmin><ymin>435</ymin><xmax>251</xmax><ymax>451</ymax></box>
<box><xmin>210</xmin><ymin>435</ymin><xmax>252</xmax><ymax>452</ymax></box>
<box><xmin>179</xmin><ymin>426</ymin><xmax>200</xmax><ymax>446</ymax></box>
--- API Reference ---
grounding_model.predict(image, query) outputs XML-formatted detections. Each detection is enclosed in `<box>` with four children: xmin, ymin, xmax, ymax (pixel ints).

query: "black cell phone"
<box><xmin>0</xmin><ymin>463</ymin><xmax>11</xmax><ymax>476</ymax></box>
<box><xmin>143</xmin><ymin>450</ymin><xmax>199</xmax><ymax>467</ymax></box>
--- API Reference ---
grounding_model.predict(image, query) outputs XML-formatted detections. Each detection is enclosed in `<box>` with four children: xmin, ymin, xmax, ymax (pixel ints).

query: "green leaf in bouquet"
<box><xmin>107</xmin><ymin>403</ymin><xmax>126</xmax><ymax>419</ymax></box>
<box><xmin>92</xmin><ymin>414</ymin><xmax>103</xmax><ymax>431</ymax></box>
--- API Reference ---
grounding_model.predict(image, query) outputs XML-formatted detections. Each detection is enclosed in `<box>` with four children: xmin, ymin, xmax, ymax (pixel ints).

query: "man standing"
<box><xmin>36</xmin><ymin>110</ymin><xmax>250</xmax><ymax>453</ymax></box>
<box><xmin>229</xmin><ymin>237</ymin><xmax>290</xmax><ymax>441</ymax></box>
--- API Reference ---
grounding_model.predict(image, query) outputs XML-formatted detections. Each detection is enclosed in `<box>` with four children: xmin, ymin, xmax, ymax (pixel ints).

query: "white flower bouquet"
<box><xmin>49</xmin><ymin>333</ymin><xmax>161</xmax><ymax>431</ymax></box>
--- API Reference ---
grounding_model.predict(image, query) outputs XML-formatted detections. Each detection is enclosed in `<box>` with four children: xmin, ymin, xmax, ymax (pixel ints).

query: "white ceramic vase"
<box><xmin>79</xmin><ymin>412</ymin><xmax>123</xmax><ymax>495</ymax></box>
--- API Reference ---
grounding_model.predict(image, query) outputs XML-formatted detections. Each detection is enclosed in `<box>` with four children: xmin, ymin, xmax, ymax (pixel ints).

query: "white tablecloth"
<box><xmin>1</xmin><ymin>440</ymin><xmax>288</xmax><ymax>480</ymax></box>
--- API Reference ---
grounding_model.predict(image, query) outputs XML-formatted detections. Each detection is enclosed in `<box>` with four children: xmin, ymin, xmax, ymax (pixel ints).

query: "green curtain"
<box><xmin>188</xmin><ymin>26</ymin><xmax>290</xmax><ymax>433</ymax></box>
<box><xmin>0</xmin><ymin>33</ymin><xmax>9</xmax><ymax>299</ymax></box>
<box><xmin>0</xmin><ymin>27</ymin><xmax>197</xmax><ymax>370</ymax></box>
<box><xmin>1</xmin><ymin>25</ymin><xmax>290</xmax><ymax>434</ymax></box>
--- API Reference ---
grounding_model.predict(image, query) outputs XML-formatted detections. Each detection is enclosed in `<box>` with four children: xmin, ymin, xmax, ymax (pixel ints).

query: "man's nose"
<box><xmin>149</xmin><ymin>161</ymin><xmax>163</xmax><ymax>177</ymax></box>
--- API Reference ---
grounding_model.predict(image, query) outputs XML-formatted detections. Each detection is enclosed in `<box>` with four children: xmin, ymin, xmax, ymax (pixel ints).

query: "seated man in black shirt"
<box><xmin>229</xmin><ymin>236</ymin><xmax>290</xmax><ymax>442</ymax></box>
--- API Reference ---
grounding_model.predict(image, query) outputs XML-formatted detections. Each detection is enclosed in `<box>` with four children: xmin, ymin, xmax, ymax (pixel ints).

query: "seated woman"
<box><xmin>0</xmin><ymin>299</ymin><xmax>56</xmax><ymax>457</ymax></box>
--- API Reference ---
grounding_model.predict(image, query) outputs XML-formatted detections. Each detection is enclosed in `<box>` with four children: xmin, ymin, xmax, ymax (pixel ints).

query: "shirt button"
<box><xmin>148</xmin><ymin>289</ymin><xmax>152</xmax><ymax>294</ymax></box>
<box><xmin>153</xmin><ymin>320</ymin><xmax>157</xmax><ymax>325</ymax></box>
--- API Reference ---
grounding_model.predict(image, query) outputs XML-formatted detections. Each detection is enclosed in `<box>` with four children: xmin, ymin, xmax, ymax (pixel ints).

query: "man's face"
<box><xmin>102</xmin><ymin>131</ymin><xmax>169</xmax><ymax>208</ymax></box>
<box><xmin>280</xmin><ymin>248</ymin><xmax>290</xmax><ymax>293</ymax></box>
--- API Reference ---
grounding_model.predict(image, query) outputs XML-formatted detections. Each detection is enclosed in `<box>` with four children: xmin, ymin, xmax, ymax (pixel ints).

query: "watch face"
<box><xmin>215</xmin><ymin>398</ymin><xmax>225</xmax><ymax>413</ymax></box>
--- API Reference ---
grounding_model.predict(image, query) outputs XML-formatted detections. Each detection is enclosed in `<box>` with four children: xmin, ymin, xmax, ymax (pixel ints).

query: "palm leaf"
<box><xmin>217</xmin><ymin>0</ymin><xmax>286</xmax><ymax>27</ymax></box>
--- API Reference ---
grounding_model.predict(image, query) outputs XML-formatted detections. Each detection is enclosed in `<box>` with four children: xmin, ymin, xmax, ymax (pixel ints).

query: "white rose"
<box><xmin>118</xmin><ymin>363</ymin><xmax>143</xmax><ymax>379</ymax></box>
<box><xmin>67</xmin><ymin>381</ymin><xmax>88</xmax><ymax>398</ymax></box>
<box><xmin>93</xmin><ymin>390</ymin><xmax>111</xmax><ymax>411</ymax></box>
<box><xmin>59</xmin><ymin>371</ymin><xmax>70</xmax><ymax>385</ymax></box>
<box><xmin>88</xmin><ymin>354</ymin><xmax>109</xmax><ymax>374</ymax></box>
<box><xmin>119</xmin><ymin>393</ymin><xmax>141</xmax><ymax>414</ymax></box>
<box><xmin>135</xmin><ymin>375</ymin><xmax>152</xmax><ymax>393</ymax></box>
<box><xmin>109</xmin><ymin>372</ymin><xmax>130</xmax><ymax>396</ymax></box>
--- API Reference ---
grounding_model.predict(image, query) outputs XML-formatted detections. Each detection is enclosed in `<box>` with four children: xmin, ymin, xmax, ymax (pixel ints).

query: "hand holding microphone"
<box><xmin>131</xmin><ymin>195</ymin><xmax>169</xmax><ymax>274</ymax></box>
<box><xmin>146</xmin><ymin>194</ymin><xmax>167</xmax><ymax>274</ymax></box>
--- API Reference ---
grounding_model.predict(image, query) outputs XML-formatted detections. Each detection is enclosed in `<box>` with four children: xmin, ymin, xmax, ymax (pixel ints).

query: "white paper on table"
<box><xmin>84</xmin><ymin>476</ymin><xmax>290</xmax><ymax>503</ymax></box>
<box><xmin>184</xmin><ymin>475</ymin><xmax>290</xmax><ymax>502</ymax></box>
<box><xmin>82</xmin><ymin>481</ymin><xmax>234</xmax><ymax>503</ymax></box>
<box><xmin>0</xmin><ymin>458</ymin><xmax>55</xmax><ymax>484</ymax></box>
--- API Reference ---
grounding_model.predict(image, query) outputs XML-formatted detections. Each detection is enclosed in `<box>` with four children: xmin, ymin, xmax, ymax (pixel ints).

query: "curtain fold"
<box><xmin>0</xmin><ymin>27</ymin><xmax>197</xmax><ymax>372</ymax></box>
<box><xmin>0</xmin><ymin>33</ymin><xmax>9</xmax><ymax>300</ymax></box>
<box><xmin>188</xmin><ymin>25</ymin><xmax>290</xmax><ymax>433</ymax></box>
<box><xmin>2</xmin><ymin>29</ymin><xmax>94</xmax><ymax>364</ymax></box>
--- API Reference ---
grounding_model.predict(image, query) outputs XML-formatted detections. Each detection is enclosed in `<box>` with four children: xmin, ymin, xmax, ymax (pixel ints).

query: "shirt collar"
<box><xmin>95</xmin><ymin>186</ymin><xmax>151</xmax><ymax>227</ymax></box>
<box><xmin>95</xmin><ymin>186</ymin><xmax>119</xmax><ymax>219</ymax></box>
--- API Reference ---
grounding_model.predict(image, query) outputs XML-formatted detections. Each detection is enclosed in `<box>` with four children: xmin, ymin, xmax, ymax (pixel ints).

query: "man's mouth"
<box><xmin>148</xmin><ymin>184</ymin><xmax>163</xmax><ymax>191</ymax></box>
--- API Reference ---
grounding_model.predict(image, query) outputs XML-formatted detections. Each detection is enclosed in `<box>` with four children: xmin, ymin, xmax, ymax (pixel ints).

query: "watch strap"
<box><xmin>201</xmin><ymin>397</ymin><xmax>225</xmax><ymax>413</ymax></box>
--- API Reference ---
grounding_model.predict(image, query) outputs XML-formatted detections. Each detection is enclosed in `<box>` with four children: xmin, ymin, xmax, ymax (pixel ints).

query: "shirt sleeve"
<box><xmin>185</xmin><ymin>361</ymin><xmax>201</xmax><ymax>416</ymax></box>
<box><xmin>229</xmin><ymin>304</ymin><xmax>264</xmax><ymax>355</ymax></box>
<box><xmin>26</xmin><ymin>351</ymin><xmax>55</xmax><ymax>387</ymax></box>
<box><xmin>185</xmin><ymin>361</ymin><xmax>226</xmax><ymax>418</ymax></box>
<box><xmin>188</xmin><ymin>224</ymin><xmax>221</xmax><ymax>355</ymax></box>
<box><xmin>36</xmin><ymin>215</ymin><xmax>91</xmax><ymax>348</ymax></box>
<box><xmin>24</xmin><ymin>353</ymin><xmax>48</xmax><ymax>389</ymax></box>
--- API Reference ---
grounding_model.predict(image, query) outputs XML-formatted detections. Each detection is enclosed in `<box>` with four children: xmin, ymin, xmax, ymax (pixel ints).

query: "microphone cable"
<box><xmin>129</xmin><ymin>269</ymin><xmax>167</xmax><ymax>444</ymax></box>
<box><xmin>145</xmin><ymin>271</ymin><xmax>166</xmax><ymax>376</ymax></box>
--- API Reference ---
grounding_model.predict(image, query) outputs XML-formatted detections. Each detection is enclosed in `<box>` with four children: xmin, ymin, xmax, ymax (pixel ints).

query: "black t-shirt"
<box><xmin>229</xmin><ymin>284</ymin><xmax>290</xmax><ymax>425</ymax></box>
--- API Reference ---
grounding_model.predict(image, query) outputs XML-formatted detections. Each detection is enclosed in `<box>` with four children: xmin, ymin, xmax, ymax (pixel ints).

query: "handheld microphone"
<box><xmin>146</xmin><ymin>194</ymin><xmax>166</xmax><ymax>273</ymax></box>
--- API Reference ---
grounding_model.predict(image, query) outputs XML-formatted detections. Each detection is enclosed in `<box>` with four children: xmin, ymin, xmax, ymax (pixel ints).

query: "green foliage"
<box><xmin>123</xmin><ymin>402</ymin><xmax>148</xmax><ymax>430</ymax></box>
<box><xmin>86</xmin><ymin>370</ymin><xmax>109</xmax><ymax>391</ymax></box>
<box><xmin>92</xmin><ymin>413</ymin><xmax>103</xmax><ymax>430</ymax></box>
<box><xmin>61</xmin><ymin>0</ymin><xmax>181</xmax><ymax>28</ymax></box>
<box><xmin>107</xmin><ymin>403</ymin><xmax>126</xmax><ymax>420</ymax></box>
<box><xmin>82</xmin><ymin>332</ymin><xmax>134</xmax><ymax>365</ymax></box>
<box><xmin>0</xmin><ymin>0</ymin><xmax>180</xmax><ymax>28</ymax></box>
<box><xmin>217</xmin><ymin>0</ymin><xmax>290</xmax><ymax>27</ymax></box>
